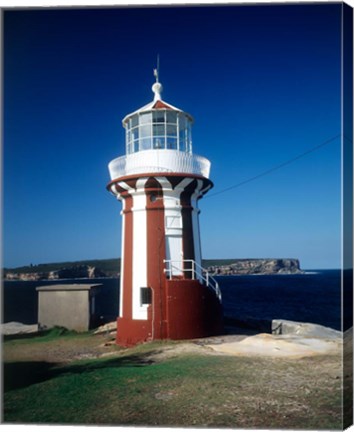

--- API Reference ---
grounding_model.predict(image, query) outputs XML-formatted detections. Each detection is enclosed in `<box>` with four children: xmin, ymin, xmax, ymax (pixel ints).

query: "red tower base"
<box><xmin>116</xmin><ymin>279</ymin><xmax>223</xmax><ymax>347</ymax></box>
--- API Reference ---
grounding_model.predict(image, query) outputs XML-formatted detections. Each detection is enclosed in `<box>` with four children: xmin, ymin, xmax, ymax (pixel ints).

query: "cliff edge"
<box><xmin>4</xmin><ymin>265</ymin><xmax>107</xmax><ymax>281</ymax></box>
<box><xmin>207</xmin><ymin>259</ymin><xmax>303</xmax><ymax>275</ymax></box>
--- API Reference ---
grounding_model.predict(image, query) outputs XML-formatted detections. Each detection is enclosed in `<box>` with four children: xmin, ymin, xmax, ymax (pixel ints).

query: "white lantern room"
<box><xmin>108</xmin><ymin>79</ymin><xmax>211</xmax><ymax>180</ymax></box>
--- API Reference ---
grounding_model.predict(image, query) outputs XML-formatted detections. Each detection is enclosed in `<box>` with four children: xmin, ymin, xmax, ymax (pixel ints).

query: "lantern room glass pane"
<box><xmin>139</xmin><ymin>112</ymin><xmax>151</xmax><ymax>125</ymax></box>
<box><xmin>140</xmin><ymin>138</ymin><xmax>151</xmax><ymax>151</ymax></box>
<box><xmin>186</xmin><ymin>125</ymin><xmax>192</xmax><ymax>152</ymax></box>
<box><xmin>167</xmin><ymin>137</ymin><xmax>177</xmax><ymax>149</ymax></box>
<box><xmin>166</xmin><ymin>111</ymin><xmax>177</xmax><ymax>124</ymax></box>
<box><xmin>131</xmin><ymin>127</ymin><xmax>139</xmax><ymax>141</ymax></box>
<box><xmin>153</xmin><ymin>124</ymin><xmax>165</xmax><ymax>137</ymax></box>
<box><xmin>179</xmin><ymin>127</ymin><xmax>186</xmax><ymax>151</ymax></box>
<box><xmin>140</xmin><ymin>124</ymin><xmax>151</xmax><ymax>139</ymax></box>
<box><xmin>167</xmin><ymin>124</ymin><xmax>177</xmax><ymax>137</ymax></box>
<box><xmin>153</xmin><ymin>137</ymin><xmax>165</xmax><ymax>149</ymax></box>
<box><xmin>131</xmin><ymin>116</ymin><xmax>138</xmax><ymax>128</ymax></box>
<box><xmin>178</xmin><ymin>114</ymin><xmax>186</xmax><ymax>130</ymax></box>
<box><xmin>153</xmin><ymin>111</ymin><xmax>165</xmax><ymax>123</ymax></box>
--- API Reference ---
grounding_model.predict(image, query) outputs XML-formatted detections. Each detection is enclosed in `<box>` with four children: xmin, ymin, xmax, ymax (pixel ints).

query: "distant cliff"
<box><xmin>4</xmin><ymin>265</ymin><xmax>107</xmax><ymax>281</ymax></box>
<box><xmin>207</xmin><ymin>259</ymin><xmax>303</xmax><ymax>275</ymax></box>
<box><xmin>4</xmin><ymin>258</ymin><xmax>303</xmax><ymax>281</ymax></box>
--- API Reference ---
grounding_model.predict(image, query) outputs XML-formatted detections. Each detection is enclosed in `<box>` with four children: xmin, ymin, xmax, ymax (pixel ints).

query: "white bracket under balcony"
<box><xmin>108</xmin><ymin>149</ymin><xmax>211</xmax><ymax>180</ymax></box>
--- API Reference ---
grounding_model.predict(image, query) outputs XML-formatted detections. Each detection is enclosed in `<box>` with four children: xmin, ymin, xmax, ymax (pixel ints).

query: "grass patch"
<box><xmin>2</xmin><ymin>336</ymin><xmax>343</xmax><ymax>428</ymax></box>
<box><xmin>3</xmin><ymin>327</ymin><xmax>81</xmax><ymax>344</ymax></box>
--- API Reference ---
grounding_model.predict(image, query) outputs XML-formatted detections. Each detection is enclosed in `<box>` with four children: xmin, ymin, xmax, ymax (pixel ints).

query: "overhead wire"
<box><xmin>205</xmin><ymin>133</ymin><xmax>342</xmax><ymax>199</ymax></box>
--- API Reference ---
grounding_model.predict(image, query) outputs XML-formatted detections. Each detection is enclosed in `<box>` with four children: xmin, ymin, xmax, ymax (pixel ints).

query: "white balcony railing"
<box><xmin>164</xmin><ymin>259</ymin><xmax>222</xmax><ymax>303</ymax></box>
<box><xmin>108</xmin><ymin>149</ymin><xmax>211</xmax><ymax>180</ymax></box>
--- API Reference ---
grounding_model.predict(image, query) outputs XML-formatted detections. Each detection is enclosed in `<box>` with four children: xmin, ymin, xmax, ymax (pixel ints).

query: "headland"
<box><xmin>3</xmin><ymin>258</ymin><xmax>302</xmax><ymax>281</ymax></box>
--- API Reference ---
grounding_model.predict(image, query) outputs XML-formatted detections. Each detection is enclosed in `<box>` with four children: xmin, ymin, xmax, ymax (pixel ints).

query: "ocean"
<box><xmin>2</xmin><ymin>270</ymin><xmax>351</xmax><ymax>331</ymax></box>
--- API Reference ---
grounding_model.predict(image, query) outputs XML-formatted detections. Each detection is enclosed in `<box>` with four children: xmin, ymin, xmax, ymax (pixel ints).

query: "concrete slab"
<box><xmin>272</xmin><ymin>319</ymin><xmax>341</xmax><ymax>339</ymax></box>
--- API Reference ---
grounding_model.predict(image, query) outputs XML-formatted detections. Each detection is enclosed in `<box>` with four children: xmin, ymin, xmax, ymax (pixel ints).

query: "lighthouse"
<box><xmin>107</xmin><ymin>71</ymin><xmax>223</xmax><ymax>346</ymax></box>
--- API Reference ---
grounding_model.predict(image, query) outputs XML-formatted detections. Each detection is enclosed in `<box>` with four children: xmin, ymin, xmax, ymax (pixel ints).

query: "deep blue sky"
<box><xmin>3</xmin><ymin>4</ymin><xmax>343</xmax><ymax>269</ymax></box>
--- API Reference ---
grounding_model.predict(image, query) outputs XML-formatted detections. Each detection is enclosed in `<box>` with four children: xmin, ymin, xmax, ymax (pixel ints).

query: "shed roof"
<box><xmin>36</xmin><ymin>284</ymin><xmax>102</xmax><ymax>292</ymax></box>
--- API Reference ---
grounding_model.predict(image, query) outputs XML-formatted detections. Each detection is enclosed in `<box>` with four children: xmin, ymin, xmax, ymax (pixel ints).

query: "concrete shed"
<box><xmin>36</xmin><ymin>284</ymin><xmax>102</xmax><ymax>332</ymax></box>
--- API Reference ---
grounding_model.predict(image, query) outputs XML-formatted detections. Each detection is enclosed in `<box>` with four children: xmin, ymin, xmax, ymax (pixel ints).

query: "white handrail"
<box><xmin>163</xmin><ymin>259</ymin><xmax>222</xmax><ymax>302</ymax></box>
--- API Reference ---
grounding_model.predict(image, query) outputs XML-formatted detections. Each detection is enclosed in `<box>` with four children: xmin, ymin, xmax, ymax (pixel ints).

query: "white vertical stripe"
<box><xmin>119</xmin><ymin>200</ymin><xmax>126</xmax><ymax>318</ymax></box>
<box><xmin>157</xmin><ymin>177</ymin><xmax>183</xmax><ymax>276</ymax></box>
<box><xmin>132</xmin><ymin>178</ymin><xmax>149</xmax><ymax>320</ymax></box>
<box><xmin>160</xmin><ymin>177</ymin><xmax>192</xmax><ymax>276</ymax></box>
<box><xmin>116</xmin><ymin>181</ymin><xmax>135</xmax><ymax>318</ymax></box>
<box><xmin>191</xmin><ymin>180</ymin><xmax>204</xmax><ymax>279</ymax></box>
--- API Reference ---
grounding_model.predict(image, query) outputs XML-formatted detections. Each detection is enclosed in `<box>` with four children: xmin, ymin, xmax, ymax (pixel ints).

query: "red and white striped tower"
<box><xmin>107</xmin><ymin>72</ymin><xmax>223</xmax><ymax>346</ymax></box>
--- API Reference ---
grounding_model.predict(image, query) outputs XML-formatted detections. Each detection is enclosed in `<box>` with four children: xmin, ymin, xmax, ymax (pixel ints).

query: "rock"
<box><xmin>5</xmin><ymin>272</ymin><xmax>47</xmax><ymax>281</ymax></box>
<box><xmin>207</xmin><ymin>319</ymin><xmax>342</xmax><ymax>358</ymax></box>
<box><xmin>93</xmin><ymin>321</ymin><xmax>117</xmax><ymax>334</ymax></box>
<box><xmin>206</xmin><ymin>332</ymin><xmax>341</xmax><ymax>358</ymax></box>
<box><xmin>155</xmin><ymin>391</ymin><xmax>175</xmax><ymax>401</ymax></box>
<box><xmin>3</xmin><ymin>273</ymin><xmax>19</xmax><ymax>280</ymax></box>
<box><xmin>87</xmin><ymin>266</ymin><xmax>105</xmax><ymax>278</ymax></box>
<box><xmin>1</xmin><ymin>321</ymin><xmax>38</xmax><ymax>335</ymax></box>
<box><xmin>271</xmin><ymin>319</ymin><xmax>341</xmax><ymax>339</ymax></box>
<box><xmin>49</xmin><ymin>265</ymin><xmax>106</xmax><ymax>279</ymax></box>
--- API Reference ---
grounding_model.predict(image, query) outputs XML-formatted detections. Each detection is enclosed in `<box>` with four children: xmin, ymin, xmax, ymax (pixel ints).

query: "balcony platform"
<box><xmin>108</xmin><ymin>149</ymin><xmax>211</xmax><ymax>180</ymax></box>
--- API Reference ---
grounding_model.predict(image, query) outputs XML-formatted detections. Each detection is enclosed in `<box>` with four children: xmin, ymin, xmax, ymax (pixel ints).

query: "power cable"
<box><xmin>205</xmin><ymin>133</ymin><xmax>342</xmax><ymax>199</ymax></box>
